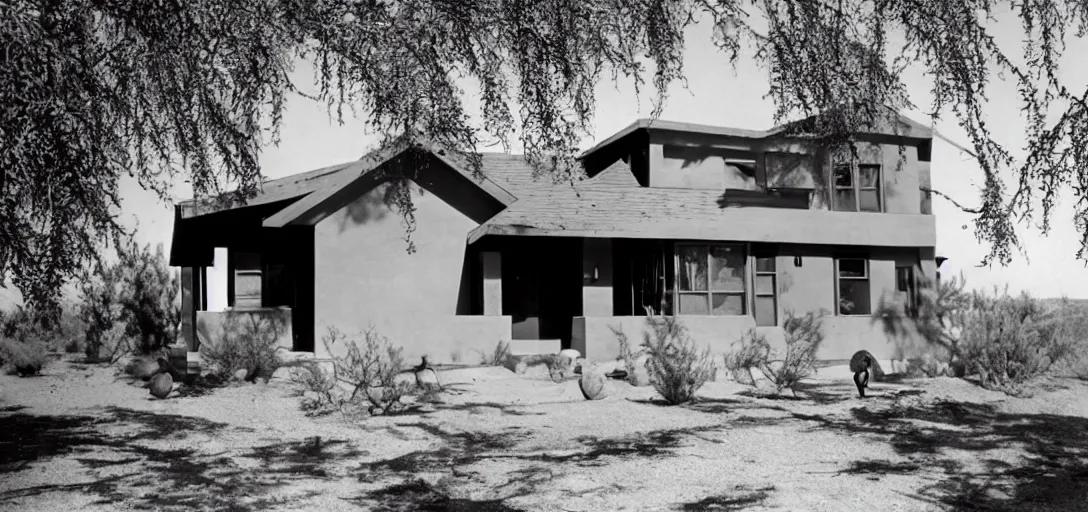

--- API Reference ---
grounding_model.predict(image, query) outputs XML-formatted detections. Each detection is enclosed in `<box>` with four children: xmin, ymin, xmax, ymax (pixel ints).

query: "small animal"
<box><xmin>148</xmin><ymin>358</ymin><xmax>174</xmax><ymax>399</ymax></box>
<box><xmin>849</xmin><ymin>350</ymin><xmax>879</xmax><ymax>398</ymax></box>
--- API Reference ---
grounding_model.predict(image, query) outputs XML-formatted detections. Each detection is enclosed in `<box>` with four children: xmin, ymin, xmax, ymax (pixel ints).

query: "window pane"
<box><xmin>755</xmin><ymin>256</ymin><xmax>776</xmax><ymax>273</ymax></box>
<box><xmin>859</xmin><ymin>190</ymin><xmax>880</xmax><ymax>212</ymax></box>
<box><xmin>755</xmin><ymin>274</ymin><xmax>775</xmax><ymax>295</ymax></box>
<box><xmin>833</xmin><ymin>165</ymin><xmax>852</xmax><ymax>187</ymax></box>
<box><xmin>709</xmin><ymin>246</ymin><xmax>745</xmax><ymax>291</ymax></box>
<box><xmin>834</xmin><ymin>189</ymin><xmax>856</xmax><ymax>211</ymax></box>
<box><xmin>679</xmin><ymin>246</ymin><xmax>708</xmax><ymax>291</ymax></box>
<box><xmin>711</xmin><ymin>293</ymin><xmax>745</xmax><ymax>315</ymax></box>
<box><xmin>755</xmin><ymin>296</ymin><xmax>777</xmax><ymax>326</ymax></box>
<box><xmin>858</xmin><ymin>165</ymin><xmax>880</xmax><ymax>187</ymax></box>
<box><xmin>679</xmin><ymin>293</ymin><xmax>709</xmax><ymax>315</ymax></box>
<box><xmin>839</xmin><ymin>280</ymin><xmax>871</xmax><ymax>315</ymax></box>
<box><xmin>838</xmin><ymin>259</ymin><xmax>867</xmax><ymax>278</ymax></box>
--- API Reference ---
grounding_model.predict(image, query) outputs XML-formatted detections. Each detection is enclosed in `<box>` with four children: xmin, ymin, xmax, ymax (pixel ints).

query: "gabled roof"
<box><xmin>178</xmin><ymin>137</ymin><xmax>519</xmax><ymax>222</ymax></box>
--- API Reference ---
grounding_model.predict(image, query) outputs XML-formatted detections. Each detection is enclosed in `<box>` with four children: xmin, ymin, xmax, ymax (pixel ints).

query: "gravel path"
<box><xmin>1</xmin><ymin>355</ymin><xmax>1086</xmax><ymax>511</ymax></box>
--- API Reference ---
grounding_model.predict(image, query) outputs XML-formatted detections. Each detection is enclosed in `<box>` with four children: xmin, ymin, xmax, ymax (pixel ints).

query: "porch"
<box><xmin>478</xmin><ymin>235</ymin><xmax>933</xmax><ymax>362</ymax></box>
<box><xmin>170</xmin><ymin>201</ymin><xmax>314</xmax><ymax>354</ymax></box>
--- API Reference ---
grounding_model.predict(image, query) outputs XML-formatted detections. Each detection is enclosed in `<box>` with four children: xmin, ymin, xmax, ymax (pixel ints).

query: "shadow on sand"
<box><xmin>0</xmin><ymin>406</ymin><xmax>361</xmax><ymax>511</ymax></box>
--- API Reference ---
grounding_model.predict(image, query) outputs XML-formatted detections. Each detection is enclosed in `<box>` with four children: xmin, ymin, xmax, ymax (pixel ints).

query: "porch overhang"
<box><xmin>468</xmin><ymin>207</ymin><xmax>937</xmax><ymax>248</ymax></box>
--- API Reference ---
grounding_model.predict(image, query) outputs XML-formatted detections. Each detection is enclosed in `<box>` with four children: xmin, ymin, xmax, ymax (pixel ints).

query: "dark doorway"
<box><xmin>501</xmin><ymin>238</ymin><xmax>583</xmax><ymax>349</ymax></box>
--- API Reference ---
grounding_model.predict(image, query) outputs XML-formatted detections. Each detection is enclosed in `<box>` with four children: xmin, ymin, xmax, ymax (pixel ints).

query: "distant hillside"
<box><xmin>1039</xmin><ymin>297</ymin><xmax>1088</xmax><ymax>313</ymax></box>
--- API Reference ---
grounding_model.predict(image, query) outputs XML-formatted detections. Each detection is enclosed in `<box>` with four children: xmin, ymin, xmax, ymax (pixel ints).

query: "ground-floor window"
<box><xmin>676</xmin><ymin>243</ymin><xmax>747</xmax><ymax>315</ymax></box>
<box><xmin>836</xmin><ymin>258</ymin><xmax>871</xmax><ymax>315</ymax></box>
<box><xmin>754</xmin><ymin>254</ymin><xmax>777</xmax><ymax>326</ymax></box>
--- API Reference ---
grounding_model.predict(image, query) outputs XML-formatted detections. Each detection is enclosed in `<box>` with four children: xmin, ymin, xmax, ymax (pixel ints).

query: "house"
<box><xmin>169</xmin><ymin>113</ymin><xmax>937</xmax><ymax>364</ymax></box>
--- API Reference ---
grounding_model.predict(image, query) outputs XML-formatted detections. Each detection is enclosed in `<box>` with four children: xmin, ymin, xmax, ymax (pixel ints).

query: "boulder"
<box><xmin>149</xmin><ymin>372</ymin><xmax>173</xmax><ymax>399</ymax></box>
<box><xmin>579</xmin><ymin>367</ymin><xmax>608</xmax><ymax>400</ymax></box>
<box><xmin>559</xmin><ymin>349</ymin><xmax>581</xmax><ymax>361</ymax></box>
<box><xmin>232</xmin><ymin>368</ymin><xmax>249</xmax><ymax>382</ymax></box>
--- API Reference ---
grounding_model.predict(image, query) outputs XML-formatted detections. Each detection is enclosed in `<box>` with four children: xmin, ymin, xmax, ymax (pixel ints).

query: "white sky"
<box><xmin>104</xmin><ymin>7</ymin><xmax>1088</xmax><ymax>301</ymax></box>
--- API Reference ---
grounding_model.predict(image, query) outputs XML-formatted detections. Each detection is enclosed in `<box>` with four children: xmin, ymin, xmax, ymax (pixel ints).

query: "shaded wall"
<box><xmin>312</xmin><ymin>180</ymin><xmax>511</xmax><ymax>364</ymax></box>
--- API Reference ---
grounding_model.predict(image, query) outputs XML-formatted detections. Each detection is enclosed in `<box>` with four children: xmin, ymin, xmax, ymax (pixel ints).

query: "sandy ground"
<box><xmin>1</xmin><ymin>354</ymin><xmax>1087</xmax><ymax>512</ymax></box>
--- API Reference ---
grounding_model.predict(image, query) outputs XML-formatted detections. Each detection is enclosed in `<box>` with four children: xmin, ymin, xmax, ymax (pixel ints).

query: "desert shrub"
<box><xmin>198</xmin><ymin>313</ymin><xmax>286</xmax><ymax>382</ymax></box>
<box><xmin>78</xmin><ymin>242</ymin><xmax>179</xmax><ymax>361</ymax></box>
<box><xmin>610</xmin><ymin>324</ymin><xmax>647</xmax><ymax>385</ymax></box>
<box><xmin>640</xmin><ymin>314</ymin><xmax>714</xmax><ymax>405</ymax></box>
<box><xmin>722</xmin><ymin>329</ymin><xmax>769</xmax><ymax>386</ymax></box>
<box><xmin>114</xmin><ymin>242</ymin><xmax>181</xmax><ymax>354</ymax></box>
<box><xmin>874</xmin><ymin>270</ymin><xmax>971</xmax><ymax>376</ymax></box>
<box><xmin>0</xmin><ymin>336</ymin><xmax>48</xmax><ymax>376</ymax></box>
<box><xmin>80</xmin><ymin>262</ymin><xmax>127</xmax><ymax>362</ymax></box>
<box><xmin>478</xmin><ymin>340</ymin><xmax>511</xmax><ymax>366</ymax></box>
<box><xmin>756</xmin><ymin>310</ymin><xmax>827</xmax><ymax>393</ymax></box>
<box><xmin>959</xmin><ymin>289</ymin><xmax>1073</xmax><ymax>393</ymax></box>
<box><xmin>322</xmin><ymin>326</ymin><xmax>413</xmax><ymax>415</ymax></box>
<box><xmin>290</xmin><ymin>361</ymin><xmax>341</xmax><ymax>416</ymax></box>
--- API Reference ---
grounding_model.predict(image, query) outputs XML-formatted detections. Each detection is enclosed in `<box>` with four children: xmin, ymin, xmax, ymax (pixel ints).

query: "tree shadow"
<box><xmin>0</xmin><ymin>406</ymin><xmax>362</xmax><ymax>511</ymax></box>
<box><xmin>677</xmin><ymin>484</ymin><xmax>775</xmax><ymax>511</ymax></box>
<box><xmin>790</xmin><ymin>397</ymin><xmax>1088</xmax><ymax>510</ymax></box>
<box><xmin>348</xmin><ymin>477</ymin><xmax>526</xmax><ymax>512</ymax></box>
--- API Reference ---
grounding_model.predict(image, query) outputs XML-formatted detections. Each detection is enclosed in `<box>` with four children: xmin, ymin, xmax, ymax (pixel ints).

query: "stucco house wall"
<box><xmin>573</xmin><ymin>241</ymin><xmax>929</xmax><ymax>362</ymax></box>
<box><xmin>312</xmin><ymin>180</ymin><xmax>511</xmax><ymax>364</ymax></box>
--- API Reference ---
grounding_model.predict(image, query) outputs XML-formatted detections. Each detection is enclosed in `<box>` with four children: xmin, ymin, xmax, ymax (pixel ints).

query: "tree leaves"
<box><xmin>4</xmin><ymin>0</ymin><xmax>1088</xmax><ymax>312</ymax></box>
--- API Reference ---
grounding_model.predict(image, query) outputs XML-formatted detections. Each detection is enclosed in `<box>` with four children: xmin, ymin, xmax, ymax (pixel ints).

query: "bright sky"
<box><xmin>105</xmin><ymin>7</ymin><xmax>1088</xmax><ymax>302</ymax></box>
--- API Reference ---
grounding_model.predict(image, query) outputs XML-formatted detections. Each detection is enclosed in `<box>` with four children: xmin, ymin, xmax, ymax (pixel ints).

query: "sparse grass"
<box><xmin>479</xmin><ymin>340</ymin><xmax>512</xmax><ymax>366</ymax></box>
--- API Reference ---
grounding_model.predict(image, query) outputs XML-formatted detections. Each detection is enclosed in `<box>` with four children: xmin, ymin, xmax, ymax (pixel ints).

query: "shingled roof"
<box><xmin>467</xmin><ymin>181</ymin><xmax>937</xmax><ymax>248</ymax></box>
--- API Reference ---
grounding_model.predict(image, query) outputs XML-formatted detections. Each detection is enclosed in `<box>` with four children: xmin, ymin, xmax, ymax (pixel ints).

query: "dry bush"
<box><xmin>478</xmin><ymin>340</ymin><xmax>511</xmax><ymax>366</ymax></box>
<box><xmin>610</xmin><ymin>324</ymin><xmax>647</xmax><ymax>385</ymax></box>
<box><xmin>959</xmin><ymin>289</ymin><xmax>1074</xmax><ymax>394</ymax></box>
<box><xmin>640</xmin><ymin>313</ymin><xmax>714</xmax><ymax>405</ymax></box>
<box><xmin>289</xmin><ymin>361</ymin><xmax>341</xmax><ymax>416</ymax></box>
<box><xmin>198</xmin><ymin>314</ymin><xmax>286</xmax><ymax>382</ymax></box>
<box><xmin>322</xmin><ymin>326</ymin><xmax>413</xmax><ymax>415</ymax></box>
<box><xmin>756</xmin><ymin>310</ymin><xmax>827</xmax><ymax>393</ymax></box>
<box><xmin>0</xmin><ymin>336</ymin><xmax>48</xmax><ymax>376</ymax></box>
<box><xmin>723</xmin><ymin>329</ymin><xmax>770</xmax><ymax>386</ymax></box>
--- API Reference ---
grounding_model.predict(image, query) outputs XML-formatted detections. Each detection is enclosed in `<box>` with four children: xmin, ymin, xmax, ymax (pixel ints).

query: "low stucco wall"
<box><xmin>195</xmin><ymin>308</ymin><xmax>294</xmax><ymax>353</ymax></box>
<box><xmin>573</xmin><ymin>314</ymin><xmax>923</xmax><ymax>362</ymax></box>
<box><xmin>313</xmin><ymin>315</ymin><xmax>513</xmax><ymax>366</ymax></box>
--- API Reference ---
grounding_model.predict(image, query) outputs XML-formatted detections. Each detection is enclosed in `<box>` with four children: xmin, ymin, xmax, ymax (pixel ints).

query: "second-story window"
<box><xmin>833</xmin><ymin>162</ymin><xmax>882</xmax><ymax>212</ymax></box>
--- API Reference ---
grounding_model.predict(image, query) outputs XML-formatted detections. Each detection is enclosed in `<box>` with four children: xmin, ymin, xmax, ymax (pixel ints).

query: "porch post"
<box><xmin>206</xmin><ymin>247</ymin><xmax>229</xmax><ymax>312</ymax></box>
<box><xmin>582</xmin><ymin>239</ymin><xmax>613</xmax><ymax>316</ymax></box>
<box><xmin>179</xmin><ymin>267</ymin><xmax>197</xmax><ymax>351</ymax></box>
<box><xmin>481</xmin><ymin>252</ymin><xmax>502</xmax><ymax>315</ymax></box>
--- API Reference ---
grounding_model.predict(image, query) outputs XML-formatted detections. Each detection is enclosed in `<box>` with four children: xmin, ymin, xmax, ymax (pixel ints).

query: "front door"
<box><xmin>502</xmin><ymin>238</ymin><xmax>583</xmax><ymax>348</ymax></box>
